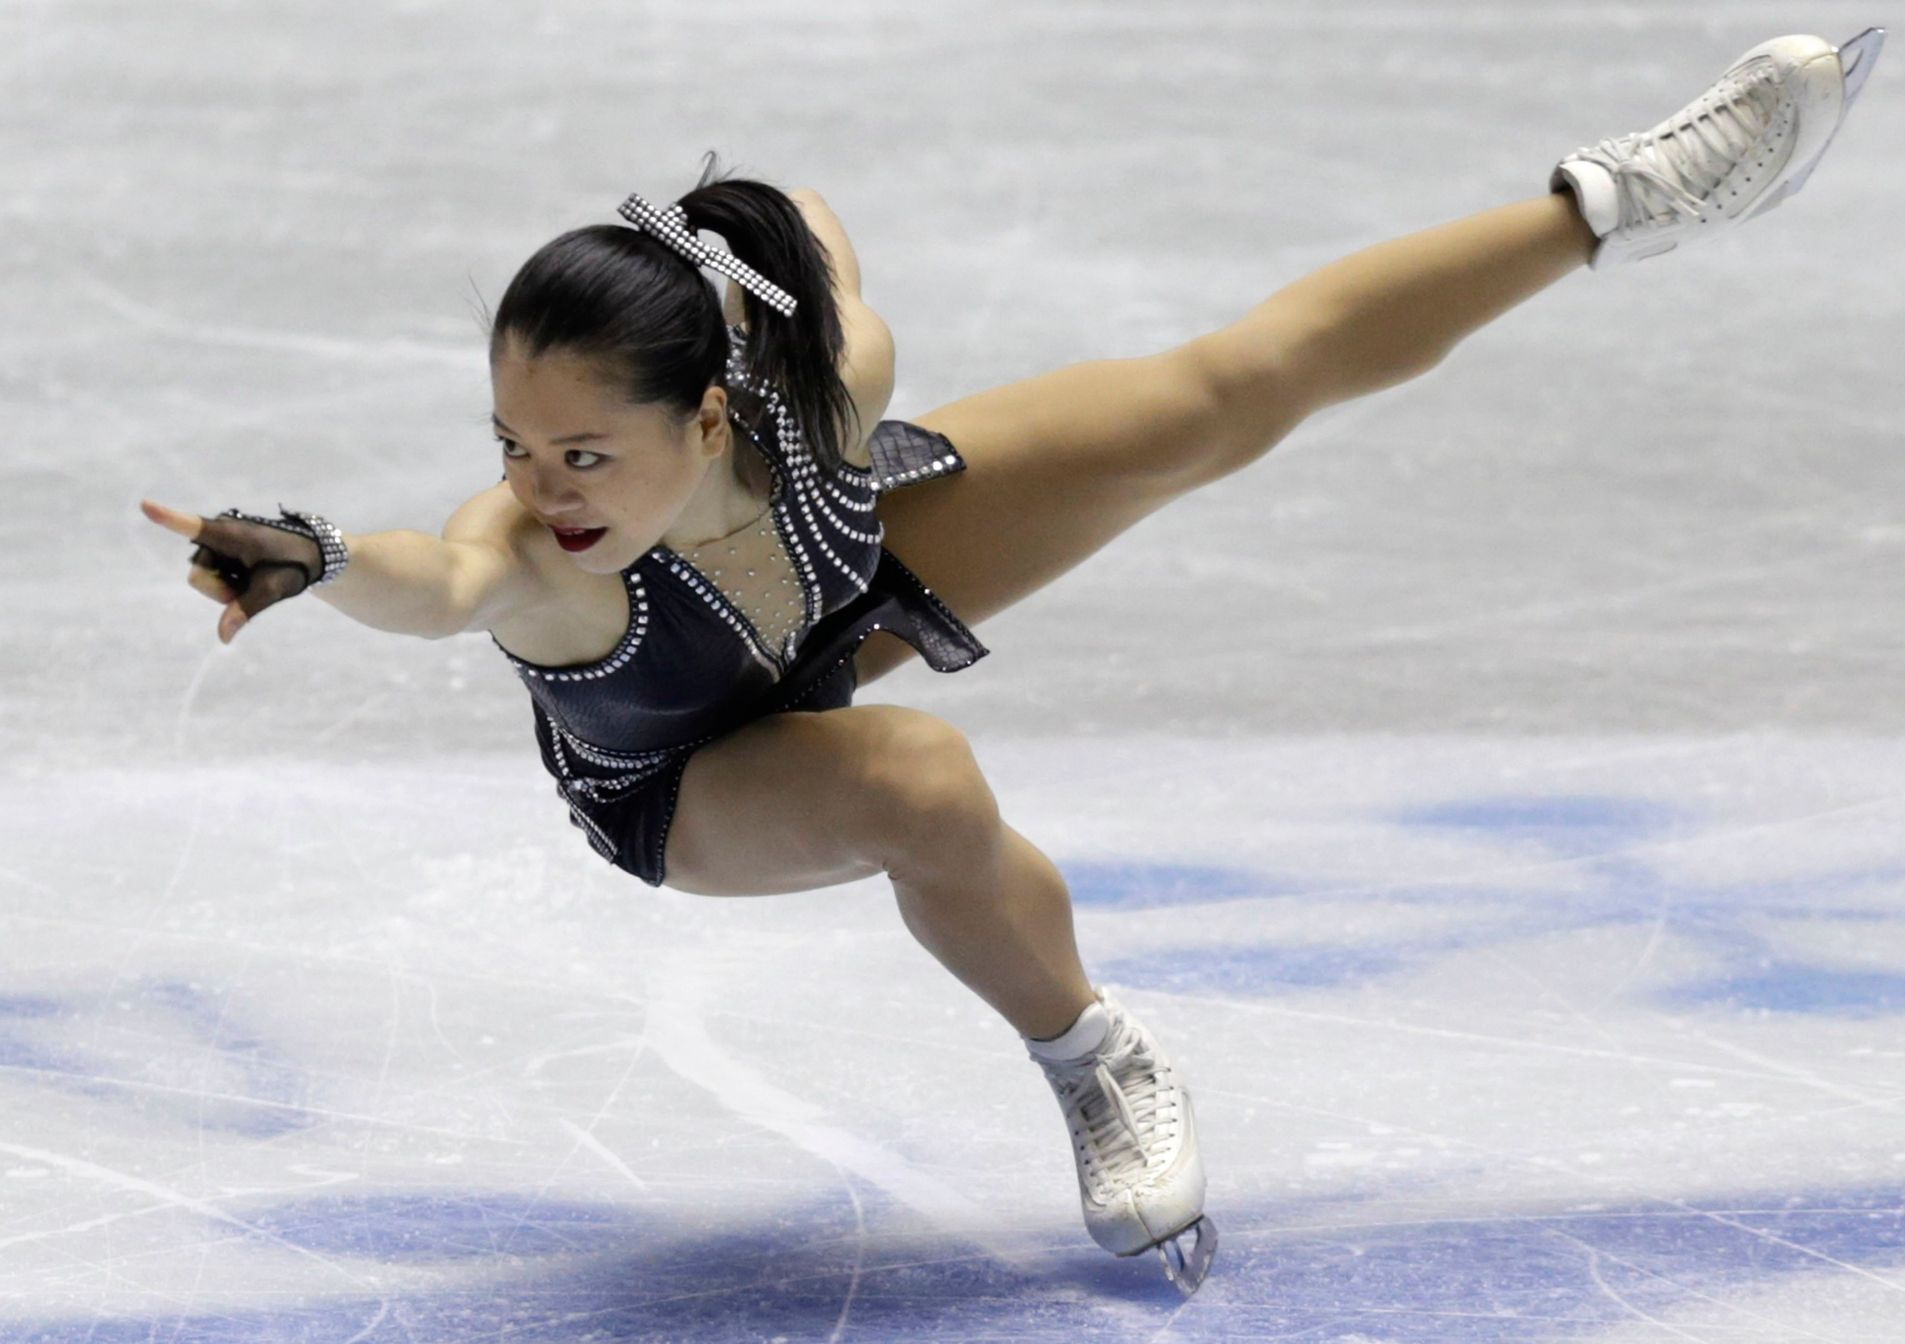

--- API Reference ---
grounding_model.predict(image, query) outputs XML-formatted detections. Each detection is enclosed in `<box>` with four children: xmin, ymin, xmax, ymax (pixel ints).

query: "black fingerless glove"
<box><xmin>190</xmin><ymin>506</ymin><xmax>350</xmax><ymax>604</ymax></box>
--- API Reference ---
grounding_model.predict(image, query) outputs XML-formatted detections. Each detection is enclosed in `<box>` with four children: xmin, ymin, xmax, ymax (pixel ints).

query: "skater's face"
<box><xmin>491</xmin><ymin>341</ymin><xmax>727</xmax><ymax>575</ymax></box>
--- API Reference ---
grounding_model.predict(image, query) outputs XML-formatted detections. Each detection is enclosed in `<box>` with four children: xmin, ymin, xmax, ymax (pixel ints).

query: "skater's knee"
<box><xmin>1174</xmin><ymin>324</ymin><xmax>1317</xmax><ymax>486</ymax></box>
<box><xmin>860</xmin><ymin>710</ymin><xmax>1002</xmax><ymax>871</ymax></box>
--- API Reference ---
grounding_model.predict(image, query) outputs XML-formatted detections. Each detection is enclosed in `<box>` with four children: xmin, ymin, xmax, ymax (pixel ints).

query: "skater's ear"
<box><xmin>691</xmin><ymin>383</ymin><xmax>732</xmax><ymax>461</ymax></box>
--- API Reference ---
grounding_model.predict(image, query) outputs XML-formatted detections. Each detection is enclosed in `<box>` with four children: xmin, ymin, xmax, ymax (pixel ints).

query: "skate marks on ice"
<box><xmin>636</xmin><ymin>956</ymin><xmax>1048</xmax><ymax>1268</ymax></box>
<box><xmin>1084</xmin><ymin>788</ymin><xmax>1905</xmax><ymax>1018</ymax></box>
<box><xmin>0</xmin><ymin>1180</ymin><xmax>1170</xmax><ymax>1341</ymax></box>
<box><xmin>1136</xmin><ymin>1186</ymin><xmax>1905</xmax><ymax>1342</ymax></box>
<box><xmin>1010</xmin><ymin>734</ymin><xmax>1905</xmax><ymax>1335</ymax></box>
<box><xmin>0</xmin><ymin>981</ymin><xmax>314</xmax><ymax>1140</ymax></box>
<box><xmin>2</xmin><ymin>1185</ymin><xmax>1901</xmax><ymax>1341</ymax></box>
<box><xmin>5</xmin><ymin>738</ymin><xmax>1903</xmax><ymax>1338</ymax></box>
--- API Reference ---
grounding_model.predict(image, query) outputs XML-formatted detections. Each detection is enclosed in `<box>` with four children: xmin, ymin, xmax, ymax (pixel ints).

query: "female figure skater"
<box><xmin>141</xmin><ymin>30</ymin><xmax>1883</xmax><ymax>1294</ymax></box>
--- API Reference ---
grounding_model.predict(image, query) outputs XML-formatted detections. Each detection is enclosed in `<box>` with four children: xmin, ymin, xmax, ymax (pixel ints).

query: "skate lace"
<box><xmin>1592</xmin><ymin>63</ymin><xmax>1781</xmax><ymax>227</ymax></box>
<box><xmin>1039</xmin><ymin>1018</ymin><xmax>1181</xmax><ymax>1193</ymax></box>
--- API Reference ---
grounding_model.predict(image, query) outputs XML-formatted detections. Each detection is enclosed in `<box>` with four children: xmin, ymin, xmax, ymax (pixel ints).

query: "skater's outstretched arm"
<box><xmin>141</xmin><ymin>496</ymin><xmax>539</xmax><ymax>645</ymax></box>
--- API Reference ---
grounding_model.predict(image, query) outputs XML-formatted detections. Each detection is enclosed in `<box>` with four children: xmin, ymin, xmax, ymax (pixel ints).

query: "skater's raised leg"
<box><xmin>853</xmin><ymin>192</ymin><xmax>1596</xmax><ymax>688</ymax></box>
<box><xmin>858</xmin><ymin>29</ymin><xmax>1880</xmax><ymax>687</ymax></box>
<box><xmin>1198</xmin><ymin>192</ymin><xmax>1594</xmax><ymax>435</ymax></box>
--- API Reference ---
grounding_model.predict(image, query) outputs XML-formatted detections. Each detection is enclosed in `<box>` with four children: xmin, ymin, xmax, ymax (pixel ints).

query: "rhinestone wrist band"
<box><xmin>217</xmin><ymin>505</ymin><xmax>351</xmax><ymax>587</ymax></box>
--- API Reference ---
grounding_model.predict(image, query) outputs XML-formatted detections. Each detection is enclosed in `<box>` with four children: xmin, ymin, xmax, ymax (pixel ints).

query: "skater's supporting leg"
<box><xmin>663</xmin><ymin>671</ymin><xmax>1210</xmax><ymax>1274</ymax></box>
<box><xmin>858</xmin><ymin>192</ymin><xmax>1597</xmax><ymax>686</ymax></box>
<box><xmin>887</xmin><ymin>817</ymin><xmax>1098</xmax><ymax>1041</ymax></box>
<box><xmin>663</xmin><ymin>702</ymin><xmax>1096</xmax><ymax>1040</ymax></box>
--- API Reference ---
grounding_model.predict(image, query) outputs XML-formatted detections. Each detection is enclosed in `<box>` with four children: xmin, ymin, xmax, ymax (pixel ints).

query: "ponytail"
<box><xmin>677</xmin><ymin>154</ymin><xmax>857</xmax><ymax>472</ymax></box>
<box><xmin>490</xmin><ymin>153</ymin><xmax>857</xmax><ymax>476</ymax></box>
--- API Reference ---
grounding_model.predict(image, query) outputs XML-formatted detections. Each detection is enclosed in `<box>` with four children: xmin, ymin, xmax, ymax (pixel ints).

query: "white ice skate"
<box><xmin>1552</xmin><ymin>28</ymin><xmax>1886</xmax><ymax>269</ymax></box>
<box><xmin>1025</xmin><ymin>988</ymin><xmax>1217</xmax><ymax>1294</ymax></box>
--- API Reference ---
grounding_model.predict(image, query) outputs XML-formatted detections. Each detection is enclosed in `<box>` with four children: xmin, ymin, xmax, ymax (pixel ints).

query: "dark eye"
<box><xmin>496</xmin><ymin>437</ymin><xmax>605</xmax><ymax>469</ymax></box>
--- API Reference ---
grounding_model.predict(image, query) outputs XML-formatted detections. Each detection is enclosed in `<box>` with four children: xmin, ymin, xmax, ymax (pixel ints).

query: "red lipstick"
<box><xmin>551</xmin><ymin>526</ymin><xmax>607</xmax><ymax>553</ymax></box>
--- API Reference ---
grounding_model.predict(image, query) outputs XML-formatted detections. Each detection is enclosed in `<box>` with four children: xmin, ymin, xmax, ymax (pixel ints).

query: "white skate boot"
<box><xmin>1024</xmin><ymin>988</ymin><xmax>1217</xmax><ymax>1294</ymax></box>
<box><xmin>1552</xmin><ymin>28</ymin><xmax>1886</xmax><ymax>269</ymax></box>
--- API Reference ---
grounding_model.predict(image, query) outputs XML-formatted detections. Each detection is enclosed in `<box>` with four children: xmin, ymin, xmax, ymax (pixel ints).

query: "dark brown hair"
<box><xmin>489</xmin><ymin>152</ymin><xmax>856</xmax><ymax>472</ymax></box>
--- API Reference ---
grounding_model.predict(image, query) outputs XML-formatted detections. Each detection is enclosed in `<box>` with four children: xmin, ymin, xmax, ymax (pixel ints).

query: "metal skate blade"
<box><xmin>1156</xmin><ymin>1216</ymin><xmax>1218</xmax><ymax>1296</ymax></box>
<box><xmin>1759</xmin><ymin>27</ymin><xmax>1886</xmax><ymax>213</ymax></box>
<box><xmin>1838</xmin><ymin>28</ymin><xmax>1885</xmax><ymax>111</ymax></box>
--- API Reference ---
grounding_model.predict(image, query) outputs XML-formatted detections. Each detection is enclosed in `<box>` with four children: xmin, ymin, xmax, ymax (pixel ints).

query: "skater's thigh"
<box><xmin>856</xmin><ymin>344</ymin><xmax>1255</xmax><ymax>686</ymax></box>
<box><xmin>661</xmin><ymin>703</ymin><xmax>985</xmax><ymax>897</ymax></box>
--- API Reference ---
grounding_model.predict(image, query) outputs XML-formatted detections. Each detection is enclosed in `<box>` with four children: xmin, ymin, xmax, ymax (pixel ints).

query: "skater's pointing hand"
<box><xmin>141</xmin><ymin>499</ymin><xmax>322</xmax><ymax>646</ymax></box>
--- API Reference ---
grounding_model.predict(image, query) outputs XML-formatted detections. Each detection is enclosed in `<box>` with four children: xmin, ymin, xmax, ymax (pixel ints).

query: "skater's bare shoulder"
<box><xmin>440</xmin><ymin>481</ymin><xmax>553</xmax><ymax>635</ymax></box>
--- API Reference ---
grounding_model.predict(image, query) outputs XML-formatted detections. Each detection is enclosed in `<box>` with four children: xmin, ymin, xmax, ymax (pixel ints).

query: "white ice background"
<box><xmin>3</xmin><ymin>2</ymin><xmax>1903</xmax><ymax>1340</ymax></box>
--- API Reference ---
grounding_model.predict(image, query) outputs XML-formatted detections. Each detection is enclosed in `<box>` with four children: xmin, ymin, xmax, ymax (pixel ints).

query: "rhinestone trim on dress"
<box><xmin>723</xmin><ymin>344</ymin><xmax>828</xmax><ymax>653</ymax></box>
<box><xmin>661</xmin><ymin>549</ymin><xmax>793</xmax><ymax>672</ymax></box>
<box><xmin>541</xmin><ymin>717</ymin><xmax>665</xmax><ymax>863</ymax></box>
<box><xmin>728</xmin><ymin>412</ymin><xmax>879</xmax><ymax>601</ymax></box>
<box><xmin>872</xmin><ymin>453</ymin><xmax>963</xmax><ymax>492</ymax></box>
<box><xmin>723</xmin><ymin>335</ymin><xmax>883</xmax><ymax>606</ymax></box>
<box><xmin>819</xmin><ymin>469</ymin><xmax>879</xmax><ymax>513</ymax></box>
<box><xmin>492</xmin><ymin>573</ymin><xmax>651</xmax><ymax>682</ymax></box>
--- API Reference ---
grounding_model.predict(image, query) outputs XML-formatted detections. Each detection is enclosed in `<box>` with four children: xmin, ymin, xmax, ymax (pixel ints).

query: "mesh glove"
<box><xmin>142</xmin><ymin>500</ymin><xmax>349</xmax><ymax>643</ymax></box>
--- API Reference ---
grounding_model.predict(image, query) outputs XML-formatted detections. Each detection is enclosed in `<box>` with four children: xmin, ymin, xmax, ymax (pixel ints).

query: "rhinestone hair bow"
<box><xmin>616</xmin><ymin>190</ymin><xmax>799</xmax><ymax>317</ymax></box>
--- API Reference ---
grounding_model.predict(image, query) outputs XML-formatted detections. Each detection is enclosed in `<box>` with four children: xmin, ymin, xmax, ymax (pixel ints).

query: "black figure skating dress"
<box><xmin>489</xmin><ymin>327</ymin><xmax>989</xmax><ymax>885</ymax></box>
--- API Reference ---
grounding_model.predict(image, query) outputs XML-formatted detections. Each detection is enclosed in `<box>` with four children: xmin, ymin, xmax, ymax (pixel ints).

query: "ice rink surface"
<box><xmin>4</xmin><ymin>0</ymin><xmax>1903</xmax><ymax>1339</ymax></box>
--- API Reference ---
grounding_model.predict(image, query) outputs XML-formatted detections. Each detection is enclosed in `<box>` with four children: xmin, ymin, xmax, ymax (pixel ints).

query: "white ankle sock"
<box><xmin>1026</xmin><ymin>998</ymin><xmax>1110</xmax><ymax>1060</ymax></box>
<box><xmin>1557</xmin><ymin>160</ymin><xmax>1620</xmax><ymax>236</ymax></box>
